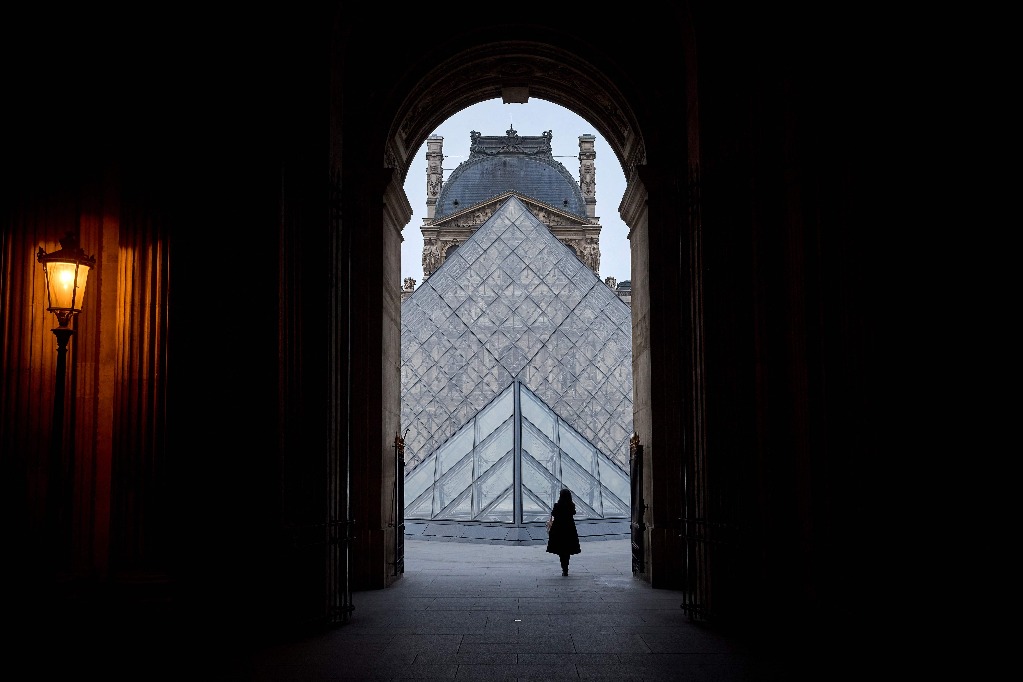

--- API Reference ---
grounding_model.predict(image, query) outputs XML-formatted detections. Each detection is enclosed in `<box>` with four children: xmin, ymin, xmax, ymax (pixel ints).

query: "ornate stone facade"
<box><xmin>419</xmin><ymin>128</ymin><xmax>603</xmax><ymax>280</ymax></box>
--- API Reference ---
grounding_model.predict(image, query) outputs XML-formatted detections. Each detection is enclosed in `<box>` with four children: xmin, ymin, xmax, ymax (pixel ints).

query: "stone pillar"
<box><xmin>425</xmin><ymin>135</ymin><xmax>443</xmax><ymax>220</ymax></box>
<box><xmin>579</xmin><ymin>134</ymin><xmax>596</xmax><ymax>218</ymax></box>
<box><xmin>620</xmin><ymin>164</ymin><xmax>687</xmax><ymax>590</ymax></box>
<box><xmin>380</xmin><ymin>167</ymin><xmax>413</xmax><ymax>587</ymax></box>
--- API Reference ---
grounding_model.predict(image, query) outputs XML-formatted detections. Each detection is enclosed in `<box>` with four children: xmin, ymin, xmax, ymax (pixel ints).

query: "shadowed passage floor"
<box><xmin>242</xmin><ymin>537</ymin><xmax>806</xmax><ymax>681</ymax></box>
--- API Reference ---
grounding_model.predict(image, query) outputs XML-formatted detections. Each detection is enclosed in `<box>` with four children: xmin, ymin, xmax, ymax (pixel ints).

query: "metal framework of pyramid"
<box><xmin>401</xmin><ymin>195</ymin><xmax>633</xmax><ymax>525</ymax></box>
<box><xmin>404</xmin><ymin>379</ymin><xmax>630</xmax><ymax>523</ymax></box>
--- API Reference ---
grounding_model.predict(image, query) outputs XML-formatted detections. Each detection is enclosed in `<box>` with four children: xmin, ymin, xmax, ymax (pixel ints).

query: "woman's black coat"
<box><xmin>545</xmin><ymin>500</ymin><xmax>581</xmax><ymax>556</ymax></box>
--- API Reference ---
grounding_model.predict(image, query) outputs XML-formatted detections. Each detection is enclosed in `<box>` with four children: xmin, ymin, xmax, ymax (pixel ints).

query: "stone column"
<box><xmin>380</xmin><ymin>167</ymin><xmax>413</xmax><ymax>587</ymax></box>
<box><xmin>579</xmin><ymin>134</ymin><xmax>596</xmax><ymax>218</ymax></box>
<box><xmin>620</xmin><ymin>164</ymin><xmax>688</xmax><ymax>590</ymax></box>
<box><xmin>425</xmin><ymin>135</ymin><xmax>443</xmax><ymax>220</ymax></box>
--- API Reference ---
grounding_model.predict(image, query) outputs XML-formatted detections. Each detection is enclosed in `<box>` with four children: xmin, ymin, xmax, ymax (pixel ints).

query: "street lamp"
<box><xmin>38</xmin><ymin>232</ymin><xmax>95</xmax><ymax>326</ymax></box>
<box><xmin>37</xmin><ymin>232</ymin><xmax>96</xmax><ymax>482</ymax></box>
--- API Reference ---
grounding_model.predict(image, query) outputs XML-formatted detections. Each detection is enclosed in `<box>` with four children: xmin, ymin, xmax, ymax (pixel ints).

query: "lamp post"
<box><xmin>37</xmin><ymin>232</ymin><xmax>95</xmax><ymax>556</ymax></box>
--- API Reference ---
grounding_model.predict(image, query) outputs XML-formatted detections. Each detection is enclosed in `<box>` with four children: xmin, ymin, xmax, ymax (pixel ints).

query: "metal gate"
<box><xmin>391</xmin><ymin>431</ymin><xmax>406</xmax><ymax>576</ymax></box>
<box><xmin>630</xmin><ymin>433</ymin><xmax>645</xmax><ymax>574</ymax></box>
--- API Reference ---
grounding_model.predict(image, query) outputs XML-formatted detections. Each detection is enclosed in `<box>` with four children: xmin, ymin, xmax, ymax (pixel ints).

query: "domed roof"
<box><xmin>433</xmin><ymin>127</ymin><xmax>587</xmax><ymax>219</ymax></box>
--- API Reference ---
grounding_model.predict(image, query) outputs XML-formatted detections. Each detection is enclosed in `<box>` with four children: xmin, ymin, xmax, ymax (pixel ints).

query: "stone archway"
<box><xmin>386</xmin><ymin>47</ymin><xmax>646</xmax><ymax>187</ymax></box>
<box><xmin>368</xmin><ymin>39</ymin><xmax>681</xmax><ymax>592</ymax></box>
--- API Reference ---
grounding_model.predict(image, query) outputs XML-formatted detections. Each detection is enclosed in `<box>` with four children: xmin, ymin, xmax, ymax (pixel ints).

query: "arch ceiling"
<box><xmin>386</xmin><ymin>41</ymin><xmax>646</xmax><ymax>187</ymax></box>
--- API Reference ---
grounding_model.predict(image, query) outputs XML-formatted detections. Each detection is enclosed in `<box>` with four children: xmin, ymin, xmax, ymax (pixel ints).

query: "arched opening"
<box><xmin>401</xmin><ymin>100</ymin><xmax>632</xmax><ymax>291</ymax></box>
<box><xmin>397</xmin><ymin>99</ymin><xmax>636</xmax><ymax>552</ymax></box>
<box><xmin>357</xmin><ymin>31</ymin><xmax>684</xmax><ymax>599</ymax></box>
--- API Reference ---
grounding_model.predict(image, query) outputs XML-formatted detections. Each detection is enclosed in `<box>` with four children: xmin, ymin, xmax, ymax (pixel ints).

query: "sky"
<box><xmin>401</xmin><ymin>98</ymin><xmax>630</xmax><ymax>287</ymax></box>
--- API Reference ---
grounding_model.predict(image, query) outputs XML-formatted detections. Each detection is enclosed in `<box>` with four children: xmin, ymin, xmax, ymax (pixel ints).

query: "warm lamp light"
<box><xmin>37</xmin><ymin>233</ymin><xmax>96</xmax><ymax>328</ymax></box>
<box><xmin>36</xmin><ymin>232</ymin><xmax>97</xmax><ymax>562</ymax></box>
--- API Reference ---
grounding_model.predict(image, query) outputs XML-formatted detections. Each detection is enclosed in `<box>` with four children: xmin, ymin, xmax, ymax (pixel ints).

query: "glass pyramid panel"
<box><xmin>476</xmin><ymin>487</ymin><xmax>514</xmax><ymax>523</ymax></box>
<box><xmin>477</xmin><ymin>389</ymin><xmax>513</xmax><ymax>443</ymax></box>
<box><xmin>474</xmin><ymin>453</ymin><xmax>513</xmax><ymax>518</ymax></box>
<box><xmin>597</xmin><ymin>451</ymin><xmax>631</xmax><ymax>509</ymax></box>
<box><xmin>521</xmin><ymin>421</ymin><xmax>557</xmax><ymax>474</ymax></box>
<box><xmin>438</xmin><ymin>425</ymin><xmax>475</xmax><ymax>478</ymax></box>
<box><xmin>560</xmin><ymin>425</ymin><xmax>597</xmax><ymax>475</ymax></box>
<box><xmin>560</xmin><ymin>455</ymin><xmax>601</xmax><ymax>515</ymax></box>
<box><xmin>405</xmin><ymin>489</ymin><xmax>435</xmax><ymax>520</ymax></box>
<box><xmin>521</xmin><ymin>485</ymin><xmax>553</xmax><ymax>523</ymax></box>
<box><xmin>521</xmin><ymin>388</ymin><xmax>556</xmax><ymax>441</ymax></box>
<box><xmin>405</xmin><ymin>458</ymin><xmax>435</xmax><ymax>506</ymax></box>
<box><xmin>476</xmin><ymin>421</ymin><xmax>513</xmax><ymax>479</ymax></box>
<box><xmin>438</xmin><ymin>486</ymin><xmax>474</xmax><ymax>520</ymax></box>
<box><xmin>434</xmin><ymin>453</ymin><xmax>473</xmax><ymax>517</ymax></box>
<box><xmin>521</xmin><ymin>454</ymin><xmax>560</xmax><ymax>513</ymax></box>
<box><xmin>597</xmin><ymin>488</ymin><xmax>630</xmax><ymax>519</ymax></box>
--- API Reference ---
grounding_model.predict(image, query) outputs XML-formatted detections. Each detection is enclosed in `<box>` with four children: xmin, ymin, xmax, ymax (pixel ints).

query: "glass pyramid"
<box><xmin>401</xmin><ymin>195</ymin><xmax>633</xmax><ymax>523</ymax></box>
<box><xmin>404</xmin><ymin>380</ymin><xmax>630</xmax><ymax>522</ymax></box>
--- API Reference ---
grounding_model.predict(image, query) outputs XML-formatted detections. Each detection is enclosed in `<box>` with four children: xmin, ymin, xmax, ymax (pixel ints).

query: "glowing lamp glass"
<box><xmin>37</xmin><ymin>234</ymin><xmax>96</xmax><ymax>327</ymax></box>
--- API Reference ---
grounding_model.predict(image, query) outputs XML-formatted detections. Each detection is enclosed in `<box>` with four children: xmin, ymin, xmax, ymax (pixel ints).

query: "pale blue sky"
<box><xmin>401</xmin><ymin>98</ymin><xmax>630</xmax><ymax>287</ymax></box>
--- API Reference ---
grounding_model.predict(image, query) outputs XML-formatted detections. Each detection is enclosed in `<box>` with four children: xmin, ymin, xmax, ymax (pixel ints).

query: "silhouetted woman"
<box><xmin>546</xmin><ymin>488</ymin><xmax>581</xmax><ymax>575</ymax></box>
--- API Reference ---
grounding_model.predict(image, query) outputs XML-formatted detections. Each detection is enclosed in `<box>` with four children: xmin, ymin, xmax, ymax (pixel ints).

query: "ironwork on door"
<box><xmin>630</xmin><ymin>433</ymin><xmax>645</xmax><ymax>574</ymax></box>
<box><xmin>327</xmin><ymin>516</ymin><xmax>355</xmax><ymax>625</ymax></box>
<box><xmin>326</xmin><ymin>439</ymin><xmax>354</xmax><ymax>626</ymax></box>
<box><xmin>391</xmin><ymin>431</ymin><xmax>406</xmax><ymax>576</ymax></box>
